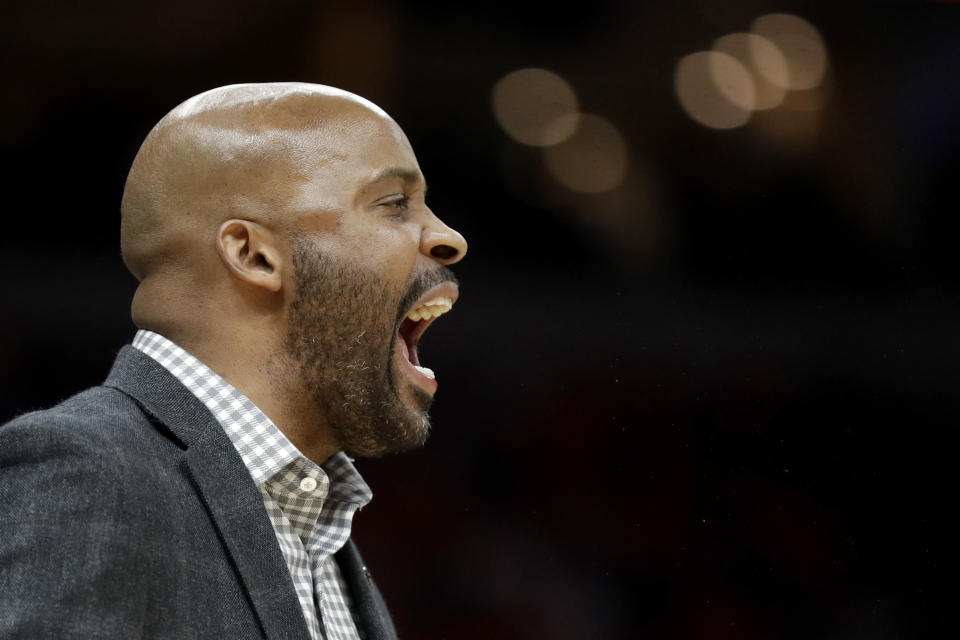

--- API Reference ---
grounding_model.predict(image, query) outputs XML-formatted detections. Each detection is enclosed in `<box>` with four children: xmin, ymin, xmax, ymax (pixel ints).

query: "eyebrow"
<box><xmin>367</xmin><ymin>166</ymin><xmax>427</xmax><ymax>193</ymax></box>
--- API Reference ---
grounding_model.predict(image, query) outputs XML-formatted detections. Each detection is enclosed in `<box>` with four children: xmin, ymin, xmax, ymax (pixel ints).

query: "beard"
<box><xmin>284</xmin><ymin>236</ymin><xmax>455</xmax><ymax>458</ymax></box>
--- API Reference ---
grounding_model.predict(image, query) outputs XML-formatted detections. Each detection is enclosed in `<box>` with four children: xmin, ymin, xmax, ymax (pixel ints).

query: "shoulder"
<box><xmin>0</xmin><ymin>388</ymin><xmax>168</xmax><ymax>636</ymax></box>
<box><xmin>0</xmin><ymin>384</ymin><xmax>176</xmax><ymax>499</ymax></box>
<box><xmin>1</xmin><ymin>385</ymin><xmax>151</xmax><ymax>460</ymax></box>
<box><xmin>0</xmin><ymin>382</ymin><xmax>191</xmax><ymax>549</ymax></box>
<box><xmin>0</xmin><ymin>386</ymin><xmax>149</xmax><ymax>499</ymax></box>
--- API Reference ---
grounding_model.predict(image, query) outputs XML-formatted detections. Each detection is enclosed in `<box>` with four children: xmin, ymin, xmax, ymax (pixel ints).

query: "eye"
<box><xmin>382</xmin><ymin>196</ymin><xmax>410</xmax><ymax>218</ymax></box>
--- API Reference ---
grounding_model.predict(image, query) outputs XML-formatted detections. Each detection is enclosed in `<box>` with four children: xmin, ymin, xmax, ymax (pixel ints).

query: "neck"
<box><xmin>171</xmin><ymin>328</ymin><xmax>341</xmax><ymax>465</ymax></box>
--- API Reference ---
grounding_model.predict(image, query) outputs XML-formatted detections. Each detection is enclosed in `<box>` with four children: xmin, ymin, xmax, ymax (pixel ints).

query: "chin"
<box><xmin>329</xmin><ymin>369</ymin><xmax>434</xmax><ymax>459</ymax></box>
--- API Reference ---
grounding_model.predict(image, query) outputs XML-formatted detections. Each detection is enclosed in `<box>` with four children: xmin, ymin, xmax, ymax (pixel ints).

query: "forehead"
<box><xmin>284</xmin><ymin>102</ymin><xmax>423</xmax><ymax>207</ymax></box>
<box><xmin>318</xmin><ymin>103</ymin><xmax>417</xmax><ymax>170</ymax></box>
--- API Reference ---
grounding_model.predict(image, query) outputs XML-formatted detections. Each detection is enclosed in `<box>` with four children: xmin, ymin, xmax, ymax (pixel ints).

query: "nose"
<box><xmin>420</xmin><ymin>210</ymin><xmax>468</xmax><ymax>265</ymax></box>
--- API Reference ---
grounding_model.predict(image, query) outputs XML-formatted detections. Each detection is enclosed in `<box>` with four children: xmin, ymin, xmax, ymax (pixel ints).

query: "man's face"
<box><xmin>280</xmin><ymin>101</ymin><xmax>466</xmax><ymax>458</ymax></box>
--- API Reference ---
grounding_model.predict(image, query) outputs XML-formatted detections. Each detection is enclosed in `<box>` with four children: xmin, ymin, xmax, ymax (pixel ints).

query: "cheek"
<box><xmin>346</xmin><ymin>224</ymin><xmax>421</xmax><ymax>278</ymax></box>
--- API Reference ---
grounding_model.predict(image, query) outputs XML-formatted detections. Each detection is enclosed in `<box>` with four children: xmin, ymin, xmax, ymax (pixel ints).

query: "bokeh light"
<box><xmin>543</xmin><ymin>114</ymin><xmax>628</xmax><ymax>193</ymax></box>
<box><xmin>675</xmin><ymin>51</ymin><xmax>755</xmax><ymax>130</ymax></box>
<box><xmin>713</xmin><ymin>33</ymin><xmax>788</xmax><ymax>110</ymax></box>
<box><xmin>492</xmin><ymin>68</ymin><xmax>580</xmax><ymax>147</ymax></box>
<box><xmin>749</xmin><ymin>81</ymin><xmax>831</xmax><ymax>154</ymax></box>
<box><xmin>751</xmin><ymin>13</ymin><xmax>828</xmax><ymax>90</ymax></box>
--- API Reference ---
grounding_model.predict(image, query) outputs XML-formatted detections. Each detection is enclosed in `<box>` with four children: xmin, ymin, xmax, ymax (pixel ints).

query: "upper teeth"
<box><xmin>406</xmin><ymin>296</ymin><xmax>454</xmax><ymax>321</ymax></box>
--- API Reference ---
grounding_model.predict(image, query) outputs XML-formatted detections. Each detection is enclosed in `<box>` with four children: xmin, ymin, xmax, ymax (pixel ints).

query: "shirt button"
<box><xmin>299</xmin><ymin>476</ymin><xmax>318</xmax><ymax>492</ymax></box>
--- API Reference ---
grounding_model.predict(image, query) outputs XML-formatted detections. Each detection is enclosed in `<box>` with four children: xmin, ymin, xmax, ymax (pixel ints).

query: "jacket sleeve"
<box><xmin>0</xmin><ymin>412</ymin><xmax>148</xmax><ymax>639</ymax></box>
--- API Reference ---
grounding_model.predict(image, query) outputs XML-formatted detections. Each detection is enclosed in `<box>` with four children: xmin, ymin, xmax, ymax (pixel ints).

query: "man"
<box><xmin>0</xmin><ymin>82</ymin><xmax>467</xmax><ymax>639</ymax></box>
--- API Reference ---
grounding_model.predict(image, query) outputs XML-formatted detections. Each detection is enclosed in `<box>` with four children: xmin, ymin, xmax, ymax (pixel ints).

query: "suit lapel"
<box><xmin>105</xmin><ymin>346</ymin><xmax>311</xmax><ymax>640</ymax></box>
<box><xmin>336</xmin><ymin>540</ymin><xmax>399</xmax><ymax>640</ymax></box>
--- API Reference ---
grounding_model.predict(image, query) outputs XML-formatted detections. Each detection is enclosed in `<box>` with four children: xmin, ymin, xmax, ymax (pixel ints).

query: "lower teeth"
<box><xmin>413</xmin><ymin>365</ymin><xmax>435</xmax><ymax>380</ymax></box>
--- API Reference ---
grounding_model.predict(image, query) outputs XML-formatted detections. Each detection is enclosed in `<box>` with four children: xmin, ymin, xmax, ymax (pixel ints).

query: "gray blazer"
<box><xmin>0</xmin><ymin>346</ymin><xmax>398</xmax><ymax>640</ymax></box>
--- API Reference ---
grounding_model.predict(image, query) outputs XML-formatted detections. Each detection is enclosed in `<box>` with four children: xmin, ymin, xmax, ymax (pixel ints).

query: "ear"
<box><xmin>216</xmin><ymin>219</ymin><xmax>284</xmax><ymax>293</ymax></box>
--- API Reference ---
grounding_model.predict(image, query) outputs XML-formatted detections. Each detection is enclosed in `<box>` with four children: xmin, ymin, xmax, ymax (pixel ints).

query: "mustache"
<box><xmin>394</xmin><ymin>266</ymin><xmax>459</xmax><ymax>326</ymax></box>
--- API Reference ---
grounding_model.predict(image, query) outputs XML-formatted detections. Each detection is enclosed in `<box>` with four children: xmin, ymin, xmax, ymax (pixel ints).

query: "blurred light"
<box><xmin>709</xmin><ymin>52</ymin><xmax>757</xmax><ymax>111</ymax></box>
<box><xmin>543</xmin><ymin>114</ymin><xmax>628</xmax><ymax>193</ymax></box>
<box><xmin>675</xmin><ymin>51</ymin><xmax>755</xmax><ymax>130</ymax></box>
<box><xmin>492</xmin><ymin>68</ymin><xmax>580</xmax><ymax>147</ymax></box>
<box><xmin>780</xmin><ymin>81</ymin><xmax>832</xmax><ymax>112</ymax></box>
<box><xmin>751</xmin><ymin>13</ymin><xmax>828</xmax><ymax>91</ymax></box>
<box><xmin>713</xmin><ymin>33</ymin><xmax>788</xmax><ymax>110</ymax></box>
<box><xmin>750</xmin><ymin>105</ymin><xmax>823</xmax><ymax>154</ymax></box>
<box><xmin>750</xmin><ymin>77</ymin><xmax>832</xmax><ymax>153</ymax></box>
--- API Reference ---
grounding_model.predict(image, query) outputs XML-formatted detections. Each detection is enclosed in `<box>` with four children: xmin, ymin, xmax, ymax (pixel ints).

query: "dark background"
<box><xmin>2</xmin><ymin>1</ymin><xmax>958</xmax><ymax>638</ymax></box>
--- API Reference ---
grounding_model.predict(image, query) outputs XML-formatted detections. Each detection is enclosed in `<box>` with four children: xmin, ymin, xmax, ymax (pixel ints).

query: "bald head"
<box><xmin>121</xmin><ymin>83</ymin><xmax>398</xmax><ymax>282</ymax></box>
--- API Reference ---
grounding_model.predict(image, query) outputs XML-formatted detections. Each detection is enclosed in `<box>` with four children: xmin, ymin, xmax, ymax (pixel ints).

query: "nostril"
<box><xmin>430</xmin><ymin>245</ymin><xmax>458</xmax><ymax>260</ymax></box>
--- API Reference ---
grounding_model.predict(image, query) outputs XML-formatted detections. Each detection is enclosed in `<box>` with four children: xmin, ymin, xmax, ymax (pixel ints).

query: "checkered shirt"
<box><xmin>133</xmin><ymin>330</ymin><xmax>373</xmax><ymax>640</ymax></box>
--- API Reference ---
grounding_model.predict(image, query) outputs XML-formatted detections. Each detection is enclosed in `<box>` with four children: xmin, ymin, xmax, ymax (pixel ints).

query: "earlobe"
<box><xmin>216</xmin><ymin>219</ymin><xmax>284</xmax><ymax>293</ymax></box>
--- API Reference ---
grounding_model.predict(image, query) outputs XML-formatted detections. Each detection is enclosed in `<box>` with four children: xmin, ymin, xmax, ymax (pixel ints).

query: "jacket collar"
<box><xmin>104</xmin><ymin>345</ymin><xmax>312</xmax><ymax>640</ymax></box>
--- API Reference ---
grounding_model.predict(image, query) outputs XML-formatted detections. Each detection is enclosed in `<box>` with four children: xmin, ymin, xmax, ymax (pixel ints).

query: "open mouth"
<box><xmin>395</xmin><ymin>284</ymin><xmax>458</xmax><ymax>388</ymax></box>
